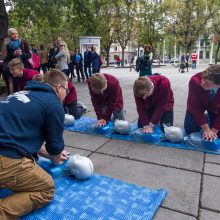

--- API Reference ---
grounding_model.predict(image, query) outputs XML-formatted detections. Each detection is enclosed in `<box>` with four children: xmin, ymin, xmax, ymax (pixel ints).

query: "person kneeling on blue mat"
<box><xmin>184</xmin><ymin>64</ymin><xmax>220</xmax><ymax>141</ymax></box>
<box><xmin>0</xmin><ymin>69</ymin><xmax>68</xmax><ymax>219</ymax></box>
<box><xmin>133</xmin><ymin>75</ymin><xmax>174</xmax><ymax>133</ymax></box>
<box><xmin>64</xmin><ymin>81</ymin><xmax>86</xmax><ymax>120</ymax></box>
<box><xmin>87</xmin><ymin>73</ymin><xmax>125</xmax><ymax>127</ymax></box>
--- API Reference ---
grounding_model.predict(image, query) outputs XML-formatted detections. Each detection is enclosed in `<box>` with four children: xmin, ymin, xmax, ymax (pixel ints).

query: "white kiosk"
<box><xmin>79</xmin><ymin>36</ymin><xmax>101</xmax><ymax>57</ymax></box>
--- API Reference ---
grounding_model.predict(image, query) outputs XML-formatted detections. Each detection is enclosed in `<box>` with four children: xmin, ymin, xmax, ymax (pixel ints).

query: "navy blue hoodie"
<box><xmin>0</xmin><ymin>80</ymin><xmax>65</xmax><ymax>159</ymax></box>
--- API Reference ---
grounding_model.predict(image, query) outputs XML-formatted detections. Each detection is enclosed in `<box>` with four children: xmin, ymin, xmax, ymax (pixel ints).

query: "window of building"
<box><xmin>113</xmin><ymin>47</ymin><xmax>117</xmax><ymax>52</ymax></box>
<box><xmin>206</xmin><ymin>51</ymin><xmax>209</xmax><ymax>59</ymax></box>
<box><xmin>200</xmin><ymin>39</ymin><xmax>204</xmax><ymax>47</ymax></box>
<box><xmin>199</xmin><ymin>51</ymin><xmax>203</xmax><ymax>59</ymax></box>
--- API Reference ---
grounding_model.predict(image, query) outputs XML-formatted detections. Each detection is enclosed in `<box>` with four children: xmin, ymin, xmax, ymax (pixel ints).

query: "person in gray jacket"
<box><xmin>55</xmin><ymin>42</ymin><xmax>69</xmax><ymax>77</ymax></box>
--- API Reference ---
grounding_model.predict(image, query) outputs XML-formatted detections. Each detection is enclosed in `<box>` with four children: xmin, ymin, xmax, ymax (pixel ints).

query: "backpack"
<box><xmin>136</xmin><ymin>54</ymin><xmax>149</xmax><ymax>72</ymax></box>
<box><xmin>32</xmin><ymin>52</ymin><xmax>40</xmax><ymax>69</ymax></box>
<box><xmin>28</xmin><ymin>52</ymin><xmax>40</xmax><ymax>69</ymax></box>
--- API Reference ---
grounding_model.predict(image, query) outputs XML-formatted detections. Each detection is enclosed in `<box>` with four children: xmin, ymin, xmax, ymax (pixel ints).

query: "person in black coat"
<box><xmin>72</xmin><ymin>48</ymin><xmax>85</xmax><ymax>82</ymax></box>
<box><xmin>84</xmin><ymin>46</ymin><xmax>92</xmax><ymax>78</ymax></box>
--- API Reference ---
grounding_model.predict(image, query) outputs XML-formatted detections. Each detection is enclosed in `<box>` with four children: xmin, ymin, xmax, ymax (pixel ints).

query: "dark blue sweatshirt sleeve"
<box><xmin>44</xmin><ymin>103</ymin><xmax>65</xmax><ymax>155</ymax></box>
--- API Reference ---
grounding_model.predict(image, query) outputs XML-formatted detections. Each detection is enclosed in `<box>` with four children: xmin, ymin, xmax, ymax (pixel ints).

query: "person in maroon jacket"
<box><xmin>133</xmin><ymin>75</ymin><xmax>174</xmax><ymax>133</ymax></box>
<box><xmin>64</xmin><ymin>81</ymin><xmax>86</xmax><ymax>119</ymax></box>
<box><xmin>8</xmin><ymin>58</ymin><xmax>40</xmax><ymax>92</ymax></box>
<box><xmin>87</xmin><ymin>73</ymin><xmax>125</xmax><ymax>127</ymax></box>
<box><xmin>184</xmin><ymin>65</ymin><xmax>220</xmax><ymax>141</ymax></box>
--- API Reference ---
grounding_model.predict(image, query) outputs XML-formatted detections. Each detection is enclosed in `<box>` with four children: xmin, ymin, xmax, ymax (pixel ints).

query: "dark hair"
<box><xmin>202</xmin><ymin>65</ymin><xmax>220</xmax><ymax>85</ymax></box>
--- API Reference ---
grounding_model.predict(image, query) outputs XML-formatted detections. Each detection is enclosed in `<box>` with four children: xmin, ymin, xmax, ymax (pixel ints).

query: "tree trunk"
<box><xmin>0</xmin><ymin>0</ymin><xmax>8</xmax><ymax>52</ymax></box>
<box><xmin>105</xmin><ymin>45</ymin><xmax>110</xmax><ymax>67</ymax></box>
<box><xmin>121</xmin><ymin>47</ymin><xmax>125</xmax><ymax>67</ymax></box>
<box><xmin>215</xmin><ymin>41</ymin><xmax>220</xmax><ymax>64</ymax></box>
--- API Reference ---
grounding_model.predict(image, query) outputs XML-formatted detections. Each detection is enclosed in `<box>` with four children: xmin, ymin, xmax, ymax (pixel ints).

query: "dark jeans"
<box><xmin>64</xmin><ymin>99</ymin><xmax>83</xmax><ymax>120</ymax></box>
<box><xmin>76</xmin><ymin>63</ymin><xmax>85</xmax><ymax>82</ymax></box>
<box><xmin>138</xmin><ymin>108</ymin><xmax>173</xmax><ymax>132</ymax></box>
<box><xmin>40</xmin><ymin>63</ymin><xmax>48</xmax><ymax>74</ymax></box>
<box><xmin>84</xmin><ymin>63</ymin><xmax>92</xmax><ymax>78</ymax></box>
<box><xmin>68</xmin><ymin>62</ymin><xmax>75</xmax><ymax>80</ymax></box>
<box><xmin>184</xmin><ymin>111</ymin><xmax>220</xmax><ymax>137</ymax></box>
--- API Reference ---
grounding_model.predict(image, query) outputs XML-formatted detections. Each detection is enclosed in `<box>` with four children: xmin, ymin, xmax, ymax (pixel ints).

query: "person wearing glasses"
<box><xmin>87</xmin><ymin>73</ymin><xmax>125</xmax><ymax>127</ymax></box>
<box><xmin>8</xmin><ymin>58</ymin><xmax>40</xmax><ymax>92</ymax></box>
<box><xmin>184</xmin><ymin>65</ymin><xmax>220</xmax><ymax>141</ymax></box>
<box><xmin>0</xmin><ymin>69</ymin><xmax>68</xmax><ymax>219</ymax></box>
<box><xmin>55</xmin><ymin>42</ymin><xmax>70</xmax><ymax>77</ymax></box>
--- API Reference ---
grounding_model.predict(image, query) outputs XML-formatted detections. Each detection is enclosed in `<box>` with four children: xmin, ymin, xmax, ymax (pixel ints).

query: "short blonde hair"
<box><xmin>90</xmin><ymin>73</ymin><xmax>107</xmax><ymax>92</ymax></box>
<box><xmin>133</xmin><ymin>77</ymin><xmax>152</xmax><ymax>97</ymax></box>
<box><xmin>8</xmin><ymin>58</ymin><xmax>24</xmax><ymax>71</ymax></box>
<box><xmin>202</xmin><ymin>65</ymin><xmax>220</xmax><ymax>85</ymax></box>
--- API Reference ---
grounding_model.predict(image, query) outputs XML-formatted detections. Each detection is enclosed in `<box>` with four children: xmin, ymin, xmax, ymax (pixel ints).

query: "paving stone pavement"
<box><xmin>1</xmin><ymin>64</ymin><xmax>219</xmax><ymax>219</ymax></box>
<box><xmin>64</xmin><ymin>64</ymin><xmax>220</xmax><ymax>220</ymax></box>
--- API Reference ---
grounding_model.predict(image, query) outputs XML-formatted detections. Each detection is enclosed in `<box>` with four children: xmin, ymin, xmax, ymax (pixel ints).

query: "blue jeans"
<box><xmin>184</xmin><ymin>111</ymin><xmax>220</xmax><ymax>137</ymax></box>
<box><xmin>192</xmin><ymin>61</ymin><xmax>196</xmax><ymax>69</ymax></box>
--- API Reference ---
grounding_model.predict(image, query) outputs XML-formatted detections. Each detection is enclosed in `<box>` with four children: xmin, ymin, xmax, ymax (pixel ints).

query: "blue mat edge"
<box><xmin>64</xmin><ymin>117</ymin><xmax>220</xmax><ymax>155</ymax></box>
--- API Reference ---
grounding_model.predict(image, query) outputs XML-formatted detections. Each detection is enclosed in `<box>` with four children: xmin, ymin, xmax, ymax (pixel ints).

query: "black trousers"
<box><xmin>64</xmin><ymin>99</ymin><xmax>83</xmax><ymax>120</ymax></box>
<box><xmin>138</xmin><ymin>108</ymin><xmax>173</xmax><ymax>132</ymax></box>
<box><xmin>75</xmin><ymin>63</ymin><xmax>85</xmax><ymax>82</ymax></box>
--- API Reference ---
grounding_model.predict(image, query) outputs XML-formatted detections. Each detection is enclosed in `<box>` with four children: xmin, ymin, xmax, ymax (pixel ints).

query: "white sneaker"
<box><xmin>77</xmin><ymin>101</ymin><xmax>87</xmax><ymax>113</ymax></box>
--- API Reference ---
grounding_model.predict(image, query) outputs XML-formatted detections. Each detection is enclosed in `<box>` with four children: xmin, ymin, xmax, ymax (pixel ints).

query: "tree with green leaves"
<box><xmin>0</xmin><ymin>0</ymin><xmax>8</xmax><ymax>52</ymax></box>
<box><xmin>163</xmin><ymin>0</ymin><xmax>217</xmax><ymax>53</ymax></box>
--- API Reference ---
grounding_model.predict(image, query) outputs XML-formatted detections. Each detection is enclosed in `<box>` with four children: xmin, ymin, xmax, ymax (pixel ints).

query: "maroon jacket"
<box><xmin>134</xmin><ymin>75</ymin><xmax>174</xmax><ymax>126</ymax></box>
<box><xmin>87</xmin><ymin>74</ymin><xmax>124</xmax><ymax>122</ymax></box>
<box><xmin>64</xmin><ymin>81</ymin><xmax>77</xmax><ymax>105</ymax></box>
<box><xmin>187</xmin><ymin>72</ymin><xmax>220</xmax><ymax>130</ymax></box>
<box><xmin>16</xmin><ymin>68</ymin><xmax>39</xmax><ymax>91</ymax></box>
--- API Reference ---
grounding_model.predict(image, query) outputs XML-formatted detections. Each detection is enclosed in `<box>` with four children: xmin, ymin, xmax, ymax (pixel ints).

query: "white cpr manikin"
<box><xmin>164</xmin><ymin>125</ymin><xmax>184</xmax><ymax>143</ymax></box>
<box><xmin>64</xmin><ymin>114</ymin><xmax>75</xmax><ymax>126</ymax></box>
<box><xmin>66</xmin><ymin>155</ymin><xmax>94</xmax><ymax>180</ymax></box>
<box><xmin>114</xmin><ymin>119</ymin><xmax>131</xmax><ymax>135</ymax></box>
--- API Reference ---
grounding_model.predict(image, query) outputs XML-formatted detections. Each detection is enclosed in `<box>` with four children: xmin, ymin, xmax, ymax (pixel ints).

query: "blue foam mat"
<box><xmin>65</xmin><ymin>117</ymin><xmax>220</xmax><ymax>155</ymax></box>
<box><xmin>0</xmin><ymin>174</ymin><xmax>166</xmax><ymax>220</ymax></box>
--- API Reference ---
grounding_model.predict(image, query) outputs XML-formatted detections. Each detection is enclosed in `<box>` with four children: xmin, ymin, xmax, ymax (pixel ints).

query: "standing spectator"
<box><xmin>30</xmin><ymin>44</ymin><xmax>39</xmax><ymax>56</ymax></box>
<box><xmin>48</xmin><ymin>44</ymin><xmax>56</xmax><ymax>69</ymax></box>
<box><xmin>116</xmin><ymin>56</ymin><xmax>121</xmax><ymax>67</ymax></box>
<box><xmin>69</xmin><ymin>51</ymin><xmax>76</xmax><ymax>81</ymax></box>
<box><xmin>8</xmin><ymin>58</ymin><xmax>40</xmax><ymax>91</ymax></box>
<box><xmin>84</xmin><ymin>46</ymin><xmax>92</xmax><ymax>78</ymax></box>
<box><xmin>39</xmin><ymin>44</ymin><xmax>48</xmax><ymax>74</ymax></box>
<box><xmin>1</xmin><ymin>37</ymin><xmax>11</xmax><ymax>94</ymax></box>
<box><xmin>184</xmin><ymin>65</ymin><xmax>220</xmax><ymax>140</ymax></box>
<box><xmin>55</xmin><ymin>42</ymin><xmax>70</xmax><ymax>77</ymax></box>
<box><xmin>91</xmin><ymin>46</ymin><xmax>100</xmax><ymax>74</ymax></box>
<box><xmin>191</xmin><ymin>50</ymin><xmax>197</xmax><ymax>69</ymax></box>
<box><xmin>72</xmin><ymin>48</ymin><xmax>85</xmax><ymax>82</ymax></box>
<box><xmin>64</xmin><ymin>81</ymin><xmax>86</xmax><ymax>119</ymax></box>
<box><xmin>185</xmin><ymin>52</ymin><xmax>190</xmax><ymax>71</ymax></box>
<box><xmin>87</xmin><ymin>73</ymin><xmax>125</xmax><ymax>127</ymax></box>
<box><xmin>4</xmin><ymin>28</ymin><xmax>32</xmax><ymax>70</ymax></box>
<box><xmin>129</xmin><ymin>56</ymin><xmax>134</xmax><ymax>72</ymax></box>
<box><xmin>133</xmin><ymin>75</ymin><xmax>174</xmax><ymax>133</ymax></box>
<box><xmin>136</xmin><ymin>45</ymin><xmax>153</xmax><ymax>77</ymax></box>
<box><xmin>179</xmin><ymin>53</ymin><xmax>186</xmax><ymax>73</ymax></box>
<box><xmin>3</xmin><ymin>28</ymin><xmax>32</xmax><ymax>93</ymax></box>
<box><xmin>0</xmin><ymin>69</ymin><xmax>68</xmax><ymax>219</ymax></box>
